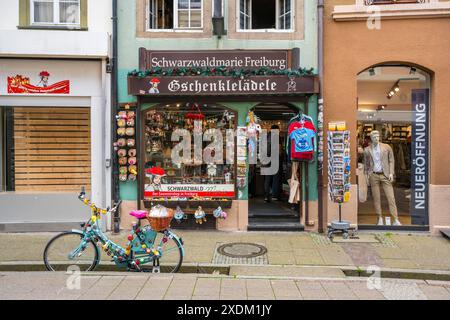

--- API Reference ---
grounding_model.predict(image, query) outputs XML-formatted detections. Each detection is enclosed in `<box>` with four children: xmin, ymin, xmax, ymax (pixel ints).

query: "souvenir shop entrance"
<box><xmin>247</xmin><ymin>103</ymin><xmax>306</xmax><ymax>231</ymax></box>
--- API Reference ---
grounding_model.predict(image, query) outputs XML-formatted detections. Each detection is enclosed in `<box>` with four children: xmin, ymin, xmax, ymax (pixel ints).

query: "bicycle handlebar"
<box><xmin>78</xmin><ymin>187</ymin><xmax>122</xmax><ymax>217</ymax></box>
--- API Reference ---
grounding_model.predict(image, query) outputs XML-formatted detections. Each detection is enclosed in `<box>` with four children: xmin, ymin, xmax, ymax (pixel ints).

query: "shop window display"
<box><xmin>356</xmin><ymin>65</ymin><xmax>430</xmax><ymax>227</ymax></box>
<box><xmin>143</xmin><ymin>103</ymin><xmax>236</xmax><ymax>212</ymax></box>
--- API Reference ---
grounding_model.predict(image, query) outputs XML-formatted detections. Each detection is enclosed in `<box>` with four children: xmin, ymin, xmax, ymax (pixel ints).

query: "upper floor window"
<box><xmin>238</xmin><ymin>0</ymin><xmax>293</xmax><ymax>31</ymax></box>
<box><xmin>31</xmin><ymin>0</ymin><xmax>80</xmax><ymax>25</ymax></box>
<box><xmin>147</xmin><ymin>0</ymin><xmax>203</xmax><ymax>30</ymax></box>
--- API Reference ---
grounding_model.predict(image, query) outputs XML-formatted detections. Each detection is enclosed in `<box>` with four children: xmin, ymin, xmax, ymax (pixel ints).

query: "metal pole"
<box><xmin>317</xmin><ymin>0</ymin><xmax>325</xmax><ymax>233</ymax></box>
<box><xmin>112</xmin><ymin>0</ymin><xmax>120</xmax><ymax>233</ymax></box>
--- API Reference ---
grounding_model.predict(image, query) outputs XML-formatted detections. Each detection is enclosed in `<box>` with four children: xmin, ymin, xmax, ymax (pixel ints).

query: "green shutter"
<box><xmin>80</xmin><ymin>0</ymin><xmax>88</xmax><ymax>29</ymax></box>
<box><xmin>18</xmin><ymin>0</ymin><xmax>30</xmax><ymax>27</ymax></box>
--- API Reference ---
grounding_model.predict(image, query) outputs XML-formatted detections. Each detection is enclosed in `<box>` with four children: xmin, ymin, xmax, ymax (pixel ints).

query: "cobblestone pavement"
<box><xmin>0</xmin><ymin>272</ymin><xmax>449</xmax><ymax>300</ymax></box>
<box><xmin>0</xmin><ymin>231</ymin><xmax>449</xmax><ymax>272</ymax></box>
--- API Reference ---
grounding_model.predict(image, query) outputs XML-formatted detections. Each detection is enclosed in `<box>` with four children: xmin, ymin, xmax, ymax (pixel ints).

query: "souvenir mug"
<box><xmin>117</xmin><ymin>128</ymin><xmax>126</xmax><ymax>136</ymax></box>
<box><xmin>119</xmin><ymin>157</ymin><xmax>128</xmax><ymax>165</ymax></box>
<box><xmin>117</xmin><ymin>138</ymin><xmax>126</xmax><ymax>147</ymax></box>
<box><xmin>126</xmin><ymin>118</ymin><xmax>135</xmax><ymax>127</ymax></box>
<box><xmin>119</xmin><ymin>166</ymin><xmax>128</xmax><ymax>175</ymax></box>
<box><xmin>117</xmin><ymin>149</ymin><xmax>127</xmax><ymax>157</ymax></box>
<box><xmin>128</xmin><ymin>149</ymin><xmax>137</xmax><ymax>157</ymax></box>
<box><xmin>128</xmin><ymin>157</ymin><xmax>137</xmax><ymax>165</ymax></box>
<box><xmin>117</xmin><ymin>119</ymin><xmax>126</xmax><ymax>127</ymax></box>
<box><xmin>125</xmin><ymin>127</ymin><xmax>135</xmax><ymax>136</ymax></box>
<box><xmin>127</xmin><ymin>139</ymin><xmax>135</xmax><ymax>147</ymax></box>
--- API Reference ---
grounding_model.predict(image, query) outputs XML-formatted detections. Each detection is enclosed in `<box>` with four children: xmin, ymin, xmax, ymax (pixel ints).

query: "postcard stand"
<box><xmin>327</xmin><ymin>128</ymin><xmax>354</xmax><ymax>240</ymax></box>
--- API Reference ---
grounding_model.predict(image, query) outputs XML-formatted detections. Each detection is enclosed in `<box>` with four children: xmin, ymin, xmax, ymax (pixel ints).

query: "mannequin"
<box><xmin>364</xmin><ymin>131</ymin><xmax>401</xmax><ymax>226</ymax></box>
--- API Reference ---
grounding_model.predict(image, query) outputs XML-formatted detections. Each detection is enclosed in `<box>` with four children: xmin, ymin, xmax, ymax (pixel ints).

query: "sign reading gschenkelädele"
<box><xmin>128</xmin><ymin>76</ymin><xmax>318</xmax><ymax>96</ymax></box>
<box><xmin>140</xmin><ymin>49</ymin><xmax>293</xmax><ymax>71</ymax></box>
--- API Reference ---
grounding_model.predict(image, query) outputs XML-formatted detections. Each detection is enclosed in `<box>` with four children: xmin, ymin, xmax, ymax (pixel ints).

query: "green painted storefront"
<box><xmin>117</xmin><ymin>0</ymin><xmax>320</xmax><ymax>230</ymax></box>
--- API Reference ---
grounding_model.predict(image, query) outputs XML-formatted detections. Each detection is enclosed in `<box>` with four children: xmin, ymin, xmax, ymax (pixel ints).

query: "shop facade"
<box><xmin>0</xmin><ymin>1</ymin><xmax>112</xmax><ymax>231</ymax></box>
<box><xmin>324</xmin><ymin>0</ymin><xmax>450</xmax><ymax>234</ymax></box>
<box><xmin>117</xmin><ymin>0</ymin><xmax>320</xmax><ymax>231</ymax></box>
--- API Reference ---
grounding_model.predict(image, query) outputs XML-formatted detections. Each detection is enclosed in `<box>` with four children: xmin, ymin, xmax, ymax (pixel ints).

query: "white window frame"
<box><xmin>236</xmin><ymin>0</ymin><xmax>295</xmax><ymax>33</ymax></box>
<box><xmin>30</xmin><ymin>0</ymin><xmax>81</xmax><ymax>26</ymax></box>
<box><xmin>146</xmin><ymin>0</ymin><xmax>204</xmax><ymax>32</ymax></box>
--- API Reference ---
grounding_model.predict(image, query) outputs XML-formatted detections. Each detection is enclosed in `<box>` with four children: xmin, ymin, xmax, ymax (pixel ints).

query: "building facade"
<box><xmin>323</xmin><ymin>0</ymin><xmax>450</xmax><ymax>234</ymax></box>
<box><xmin>0</xmin><ymin>0</ymin><xmax>112</xmax><ymax>231</ymax></box>
<box><xmin>117</xmin><ymin>0</ymin><xmax>321</xmax><ymax>231</ymax></box>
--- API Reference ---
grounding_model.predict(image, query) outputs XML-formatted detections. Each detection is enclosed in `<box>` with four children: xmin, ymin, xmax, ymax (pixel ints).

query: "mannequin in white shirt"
<box><xmin>364</xmin><ymin>131</ymin><xmax>401</xmax><ymax>226</ymax></box>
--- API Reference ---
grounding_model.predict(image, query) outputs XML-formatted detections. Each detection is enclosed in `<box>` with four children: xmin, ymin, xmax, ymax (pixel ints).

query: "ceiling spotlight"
<box><xmin>377</xmin><ymin>105</ymin><xmax>386</xmax><ymax>111</ymax></box>
<box><xmin>410</xmin><ymin>67</ymin><xmax>417</xmax><ymax>75</ymax></box>
<box><xmin>387</xmin><ymin>80</ymin><xmax>400</xmax><ymax>99</ymax></box>
<box><xmin>369</xmin><ymin>68</ymin><xmax>375</xmax><ymax>76</ymax></box>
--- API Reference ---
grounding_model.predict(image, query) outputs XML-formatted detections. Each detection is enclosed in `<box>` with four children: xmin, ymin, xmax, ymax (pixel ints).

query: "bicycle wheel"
<box><xmin>135</xmin><ymin>232</ymin><xmax>183</xmax><ymax>273</ymax></box>
<box><xmin>44</xmin><ymin>231</ymin><xmax>100</xmax><ymax>272</ymax></box>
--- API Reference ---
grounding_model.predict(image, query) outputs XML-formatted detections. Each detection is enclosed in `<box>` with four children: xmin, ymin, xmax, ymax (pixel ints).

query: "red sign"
<box><xmin>7</xmin><ymin>73</ymin><xmax>70</xmax><ymax>94</ymax></box>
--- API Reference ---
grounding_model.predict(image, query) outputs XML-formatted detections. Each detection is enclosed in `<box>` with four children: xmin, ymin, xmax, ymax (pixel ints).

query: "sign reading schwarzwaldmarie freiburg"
<box><xmin>139</xmin><ymin>48</ymin><xmax>296</xmax><ymax>71</ymax></box>
<box><xmin>129</xmin><ymin>48</ymin><xmax>318</xmax><ymax>96</ymax></box>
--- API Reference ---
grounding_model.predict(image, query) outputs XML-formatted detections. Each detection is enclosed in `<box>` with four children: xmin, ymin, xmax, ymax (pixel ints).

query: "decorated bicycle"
<box><xmin>43</xmin><ymin>188</ymin><xmax>184</xmax><ymax>273</ymax></box>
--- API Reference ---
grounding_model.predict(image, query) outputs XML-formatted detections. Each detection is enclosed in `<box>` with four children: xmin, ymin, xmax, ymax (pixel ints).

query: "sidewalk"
<box><xmin>0</xmin><ymin>231</ymin><xmax>449</xmax><ymax>273</ymax></box>
<box><xmin>1</xmin><ymin>271</ymin><xmax>449</xmax><ymax>300</ymax></box>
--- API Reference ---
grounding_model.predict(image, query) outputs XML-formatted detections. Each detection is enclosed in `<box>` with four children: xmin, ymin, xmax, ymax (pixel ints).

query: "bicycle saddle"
<box><xmin>129</xmin><ymin>210</ymin><xmax>148</xmax><ymax>219</ymax></box>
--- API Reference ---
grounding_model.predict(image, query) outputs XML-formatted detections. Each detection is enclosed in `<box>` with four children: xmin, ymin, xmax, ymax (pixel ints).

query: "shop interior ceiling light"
<box><xmin>387</xmin><ymin>80</ymin><xmax>400</xmax><ymax>99</ymax></box>
<box><xmin>369</xmin><ymin>68</ymin><xmax>376</xmax><ymax>76</ymax></box>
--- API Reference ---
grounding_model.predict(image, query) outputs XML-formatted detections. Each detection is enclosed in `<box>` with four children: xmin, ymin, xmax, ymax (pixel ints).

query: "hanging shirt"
<box><xmin>288</xmin><ymin>127</ymin><xmax>315</xmax><ymax>161</ymax></box>
<box><xmin>287</xmin><ymin>115</ymin><xmax>316</xmax><ymax>161</ymax></box>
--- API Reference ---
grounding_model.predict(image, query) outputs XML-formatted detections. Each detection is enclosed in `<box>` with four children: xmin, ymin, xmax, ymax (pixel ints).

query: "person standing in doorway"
<box><xmin>264</xmin><ymin>125</ymin><xmax>282</xmax><ymax>202</ymax></box>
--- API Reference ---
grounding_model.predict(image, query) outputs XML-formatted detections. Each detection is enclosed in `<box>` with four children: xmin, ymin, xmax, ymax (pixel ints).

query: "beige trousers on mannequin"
<box><xmin>369</xmin><ymin>173</ymin><xmax>398</xmax><ymax>219</ymax></box>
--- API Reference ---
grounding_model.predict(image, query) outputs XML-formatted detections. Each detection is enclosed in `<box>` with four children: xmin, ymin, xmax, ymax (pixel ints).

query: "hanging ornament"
<box><xmin>194</xmin><ymin>206</ymin><xmax>206</xmax><ymax>224</ymax></box>
<box><xmin>174</xmin><ymin>206</ymin><xmax>185</xmax><ymax>223</ymax></box>
<box><xmin>213</xmin><ymin>206</ymin><xmax>227</xmax><ymax>219</ymax></box>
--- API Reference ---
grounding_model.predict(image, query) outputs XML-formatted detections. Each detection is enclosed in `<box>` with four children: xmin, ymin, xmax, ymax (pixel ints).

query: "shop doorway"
<box><xmin>247</xmin><ymin>103</ymin><xmax>303</xmax><ymax>231</ymax></box>
<box><xmin>356</xmin><ymin>65</ymin><xmax>430</xmax><ymax>230</ymax></box>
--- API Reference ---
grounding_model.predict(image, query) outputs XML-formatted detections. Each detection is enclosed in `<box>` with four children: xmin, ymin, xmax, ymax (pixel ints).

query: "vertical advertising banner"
<box><xmin>411</xmin><ymin>89</ymin><xmax>429</xmax><ymax>226</ymax></box>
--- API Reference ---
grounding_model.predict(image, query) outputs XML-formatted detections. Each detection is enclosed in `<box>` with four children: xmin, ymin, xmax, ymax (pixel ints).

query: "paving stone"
<box><xmin>381</xmin><ymin>258</ymin><xmax>419</xmax><ymax>269</ymax></box>
<box><xmin>192</xmin><ymin>295</ymin><xmax>220</xmax><ymax>300</ymax></box>
<box><xmin>220</xmin><ymin>294</ymin><xmax>247</xmax><ymax>300</ymax></box>
<box><xmin>246</xmin><ymin>279</ymin><xmax>274</xmax><ymax>298</ymax></box>
<box><xmin>193</xmin><ymin>278</ymin><xmax>221</xmax><ymax>296</ymax></box>
<box><xmin>318</xmin><ymin>247</ymin><xmax>354</xmax><ymax>266</ymax></box>
<box><xmin>271</xmin><ymin>280</ymin><xmax>302</xmax><ymax>299</ymax></box>
<box><xmin>418</xmin><ymin>284</ymin><xmax>450</xmax><ymax>300</ymax></box>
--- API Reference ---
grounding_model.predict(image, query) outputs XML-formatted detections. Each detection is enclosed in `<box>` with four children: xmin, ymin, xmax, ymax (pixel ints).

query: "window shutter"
<box><xmin>18</xmin><ymin>0</ymin><xmax>30</xmax><ymax>27</ymax></box>
<box><xmin>80</xmin><ymin>0</ymin><xmax>88</xmax><ymax>29</ymax></box>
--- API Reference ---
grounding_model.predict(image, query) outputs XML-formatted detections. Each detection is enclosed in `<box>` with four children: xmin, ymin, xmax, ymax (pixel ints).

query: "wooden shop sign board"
<box><xmin>128</xmin><ymin>75</ymin><xmax>319</xmax><ymax>96</ymax></box>
<box><xmin>139</xmin><ymin>49</ymin><xmax>297</xmax><ymax>71</ymax></box>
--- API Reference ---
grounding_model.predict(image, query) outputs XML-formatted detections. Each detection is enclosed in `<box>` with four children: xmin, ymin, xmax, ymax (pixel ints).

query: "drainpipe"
<box><xmin>317</xmin><ymin>0</ymin><xmax>325</xmax><ymax>233</ymax></box>
<box><xmin>111</xmin><ymin>0</ymin><xmax>120</xmax><ymax>233</ymax></box>
<box><xmin>212</xmin><ymin>0</ymin><xmax>226</xmax><ymax>38</ymax></box>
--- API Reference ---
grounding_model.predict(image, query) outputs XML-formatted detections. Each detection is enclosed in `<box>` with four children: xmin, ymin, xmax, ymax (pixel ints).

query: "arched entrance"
<box><xmin>356</xmin><ymin>64</ymin><xmax>430</xmax><ymax>229</ymax></box>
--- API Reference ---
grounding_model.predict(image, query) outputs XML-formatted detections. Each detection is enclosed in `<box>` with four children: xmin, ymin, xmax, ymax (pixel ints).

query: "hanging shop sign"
<box><xmin>410</xmin><ymin>89</ymin><xmax>429</xmax><ymax>226</ymax></box>
<box><xmin>7</xmin><ymin>71</ymin><xmax>70</xmax><ymax>94</ymax></box>
<box><xmin>139</xmin><ymin>49</ymin><xmax>296</xmax><ymax>71</ymax></box>
<box><xmin>128</xmin><ymin>75</ymin><xmax>318</xmax><ymax>96</ymax></box>
<box><xmin>144</xmin><ymin>184</ymin><xmax>235</xmax><ymax>198</ymax></box>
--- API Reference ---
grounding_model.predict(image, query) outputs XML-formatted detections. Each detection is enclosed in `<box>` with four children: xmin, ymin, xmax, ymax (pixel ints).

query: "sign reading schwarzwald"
<box><xmin>128</xmin><ymin>75</ymin><xmax>319</xmax><ymax>96</ymax></box>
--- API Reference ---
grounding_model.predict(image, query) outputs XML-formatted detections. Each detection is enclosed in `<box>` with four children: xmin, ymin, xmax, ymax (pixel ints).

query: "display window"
<box><xmin>356</xmin><ymin>65</ymin><xmax>430</xmax><ymax>228</ymax></box>
<box><xmin>142</xmin><ymin>103</ymin><xmax>236</xmax><ymax>208</ymax></box>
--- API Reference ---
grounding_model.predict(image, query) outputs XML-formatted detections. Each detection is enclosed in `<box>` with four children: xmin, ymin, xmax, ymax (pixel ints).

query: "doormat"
<box><xmin>212</xmin><ymin>242</ymin><xmax>268</xmax><ymax>265</ymax></box>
